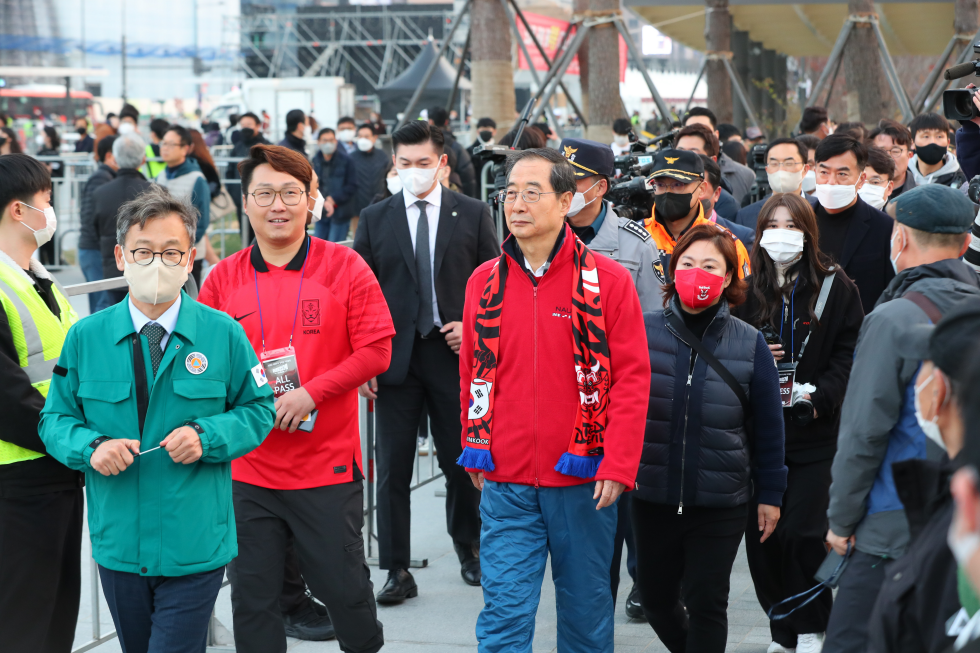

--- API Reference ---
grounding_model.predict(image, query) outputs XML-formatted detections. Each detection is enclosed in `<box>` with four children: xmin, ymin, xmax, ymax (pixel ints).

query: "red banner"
<box><xmin>516</xmin><ymin>12</ymin><xmax>627</xmax><ymax>83</ymax></box>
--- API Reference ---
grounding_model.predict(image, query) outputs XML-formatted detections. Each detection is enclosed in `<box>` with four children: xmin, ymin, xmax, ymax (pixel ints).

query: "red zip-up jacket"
<box><xmin>458</xmin><ymin>225</ymin><xmax>651</xmax><ymax>489</ymax></box>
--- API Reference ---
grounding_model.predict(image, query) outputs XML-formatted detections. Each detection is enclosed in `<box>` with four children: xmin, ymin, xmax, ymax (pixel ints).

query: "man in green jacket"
<box><xmin>40</xmin><ymin>185</ymin><xmax>275</xmax><ymax>653</ymax></box>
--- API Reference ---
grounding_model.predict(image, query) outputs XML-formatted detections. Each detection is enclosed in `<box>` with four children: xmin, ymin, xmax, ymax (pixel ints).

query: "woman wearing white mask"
<box><xmin>734</xmin><ymin>192</ymin><xmax>865</xmax><ymax>653</ymax></box>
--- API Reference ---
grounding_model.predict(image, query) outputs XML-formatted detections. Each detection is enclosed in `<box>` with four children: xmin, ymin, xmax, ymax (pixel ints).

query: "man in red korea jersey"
<box><xmin>198</xmin><ymin>144</ymin><xmax>393</xmax><ymax>653</ymax></box>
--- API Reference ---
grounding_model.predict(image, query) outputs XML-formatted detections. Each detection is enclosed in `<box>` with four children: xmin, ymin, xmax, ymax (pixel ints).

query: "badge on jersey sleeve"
<box><xmin>185</xmin><ymin>352</ymin><xmax>208</xmax><ymax>374</ymax></box>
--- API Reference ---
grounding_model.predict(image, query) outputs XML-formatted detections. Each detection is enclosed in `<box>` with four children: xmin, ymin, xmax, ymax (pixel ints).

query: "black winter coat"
<box><xmin>441</xmin><ymin>128</ymin><xmax>477</xmax><ymax>198</ymax></box>
<box><xmin>79</xmin><ymin>163</ymin><xmax>117</xmax><ymax>250</ymax></box>
<box><xmin>92</xmin><ymin>169</ymin><xmax>153</xmax><ymax>279</ymax></box>
<box><xmin>732</xmin><ymin>268</ymin><xmax>865</xmax><ymax>463</ymax></box>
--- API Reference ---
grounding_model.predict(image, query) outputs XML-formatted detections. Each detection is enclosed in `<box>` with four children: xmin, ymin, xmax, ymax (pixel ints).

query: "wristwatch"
<box><xmin>89</xmin><ymin>436</ymin><xmax>112</xmax><ymax>451</ymax></box>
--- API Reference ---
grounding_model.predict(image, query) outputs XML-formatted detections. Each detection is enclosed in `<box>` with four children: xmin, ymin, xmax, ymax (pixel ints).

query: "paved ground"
<box><xmin>61</xmin><ymin>267</ymin><xmax>773</xmax><ymax>653</ymax></box>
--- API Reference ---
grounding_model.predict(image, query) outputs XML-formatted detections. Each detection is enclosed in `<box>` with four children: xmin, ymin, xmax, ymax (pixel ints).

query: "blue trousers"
<box><xmin>314</xmin><ymin>218</ymin><xmax>351</xmax><ymax>242</ymax></box>
<box><xmin>99</xmin><ymin>565</ymin><xmax>224</xmax><ymax>653</ymax></box>
<box><xmin>78</xmin><ymin>248</ymin><xmax>108</xmax><ymax>314</ymax></box>
<box><xmin>477</xmin><ymin>481</ymin><xmax>618</xmax><ymax>653</ymax></box>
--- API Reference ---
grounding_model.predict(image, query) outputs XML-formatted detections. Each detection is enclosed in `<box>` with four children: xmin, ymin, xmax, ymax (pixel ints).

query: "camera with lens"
<box><xmin>942</xmin><ymin>42</ymin><xmax>980</xmax><ymax>121</ymax></box>
<box><xmin>747</xmin><ymin>143</ymin><xmax>770</xmax><ymax>204</ymax></box>
<box><xmin>789</xmin><ymin>384</ymin><xmax>815</xmax><ymax>427</ymax></box>
<box><xmin>760</xmin><ymin>323</ymin><xmax>782</xmax><ymax>348</ymax></box>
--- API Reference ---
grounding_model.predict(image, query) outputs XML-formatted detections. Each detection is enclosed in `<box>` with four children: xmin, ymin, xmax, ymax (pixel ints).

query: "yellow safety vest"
<box><xmin>0</xmin><ymin>256</ymin><xmax>78</xmax><ymax>464</ymax></box>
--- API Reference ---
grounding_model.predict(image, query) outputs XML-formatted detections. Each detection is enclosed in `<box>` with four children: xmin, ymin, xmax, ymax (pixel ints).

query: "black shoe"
<box><xmin>376</xmin><ymin>568</ymin><xmax>418</xmax><ymax>604</ymax></box>
<box><xmin>625</xmin><ymin>584</ymin><xmax>646</xmax><ymax>621</ymax></box>
<box><xmin>283</xmin><ymin>600</ymin><xmax>336</xmax><ymax>641</ymax></box>
<box><xmin>454</xmin><ymin>541</ymin><xmax>482</xmax><ymax>586</ymax></box>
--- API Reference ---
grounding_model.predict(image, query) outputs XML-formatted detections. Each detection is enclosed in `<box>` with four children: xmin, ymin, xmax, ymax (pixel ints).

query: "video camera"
<box><xmin>942</xmin><ymin>42</ymin><xmax>980</xmax><ymax>121</ymax></box>
<box><xmin>606</xmin><ymin>127</ymin><xmax>680</xmax><ymax>221</ymax></box>
<box><xmin>746</xmin><ymin>143</ymin><xmax>771</xmax><ymax>205</ymax></box>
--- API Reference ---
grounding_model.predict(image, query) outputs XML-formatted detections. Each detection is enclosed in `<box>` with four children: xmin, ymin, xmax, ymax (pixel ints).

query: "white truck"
<box><xmin>209</xmin><ymin>77</ymin><xmax>355</xmax><ymax>143</ymax></box>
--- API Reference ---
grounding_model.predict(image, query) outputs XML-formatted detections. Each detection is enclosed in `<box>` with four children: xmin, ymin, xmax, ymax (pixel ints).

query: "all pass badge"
<box><xmin>185</xmin><ymin>352</ymin><xmax>208</xmax><ymax>375</ymax></box>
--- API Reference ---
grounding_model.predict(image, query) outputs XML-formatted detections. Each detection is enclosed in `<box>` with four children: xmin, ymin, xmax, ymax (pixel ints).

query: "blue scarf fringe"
<box><xmin>554</xmin><ymin>452</ymin><xmax>602</xmax><ymax>479</ymax></box>
<box><xmin>456</xmin><ymin>446</ymin><xmax>495</xmax><ymax>472</ymax></box>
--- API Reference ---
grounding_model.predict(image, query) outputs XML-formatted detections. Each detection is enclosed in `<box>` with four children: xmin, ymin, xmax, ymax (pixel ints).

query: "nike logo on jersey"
<box><xmin>234</xmin><ymin>311</ymin><xmax>256</xmax><ymax>322</ymax></box>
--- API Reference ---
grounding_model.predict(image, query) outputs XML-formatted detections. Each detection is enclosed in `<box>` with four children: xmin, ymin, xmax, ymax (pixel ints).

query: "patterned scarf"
<box><xmin>457</xmin><ymin>234</ymin><xmax>612</xmax><ymax>479</ymax></box>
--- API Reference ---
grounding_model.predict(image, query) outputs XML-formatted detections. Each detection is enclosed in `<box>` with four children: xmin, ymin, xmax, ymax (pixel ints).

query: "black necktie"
<box><xmin>141</xmin><ymin>323</ymin><xmax>166</xmax><ymax>376</ymax></box>
<box><xmin>415</xmin><ymin>200</ymin><xmax>435</xmax><ymax>336</ymax></box>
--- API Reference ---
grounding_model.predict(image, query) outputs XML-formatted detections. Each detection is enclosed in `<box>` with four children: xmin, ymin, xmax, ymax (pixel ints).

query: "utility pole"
<box><xmin>704</xmin><ymin>0</ymin><xmax>733</xmax><ymax>123</ymax></box>
<box><xmin>470</xmin><ymin>0</ymin><xmax>516</xmax><ymax>131</ymax></box>
<box><xmin>585</xmin><ymin>0</ymin><xmax>626</xmax><ymax>142</ymax></box>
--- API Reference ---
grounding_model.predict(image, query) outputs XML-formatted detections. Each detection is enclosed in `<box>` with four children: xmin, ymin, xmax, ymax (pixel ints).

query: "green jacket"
<box><xmin>39</xmin><ymin>292</ymin><xmax>275</xmax><ymax>577</ymax></box>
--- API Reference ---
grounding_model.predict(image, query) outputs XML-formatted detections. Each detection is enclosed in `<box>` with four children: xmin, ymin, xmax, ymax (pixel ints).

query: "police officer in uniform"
<box><xmin>559</xmin><ymin>137</ymin><xmax>661</xmax><ymax>620</ymax></box>
<box><xmin>0</xmin><ymin>154</ymin><xmax>81</xmax><ymax>653</ymax></box>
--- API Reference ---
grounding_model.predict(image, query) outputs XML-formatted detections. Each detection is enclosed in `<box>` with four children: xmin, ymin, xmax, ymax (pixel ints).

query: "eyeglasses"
<box><xmin>130</xmin><ymin>248</ymin><xmax>187</xmax><ymax>267</ymax></box>
<box><xmin>765</xmin><ymin>160</ymin><xmax>804</xmax><ymax>172</ymax></box>
<box><xmin>498</xmin><ymin>189</ymin><xmax>559</xmax><ymax>203</ymax></box>
<box><xmin>248</xmin><ymin>189</ymin><xmax>307</xmax><ymax>207</ymax></box>
<box><xmin>652</xmin><ymin>180</ymin><xmax>697</xmax><ymax>193</ymax></box>
<box><xmin>159</xmin><ymin>141</ymin><xmax>184</xmax><ymax>149</ymax></box>
<box><xmin>885</xmin><ymin>147</ymin><xmax>907</xmax><ymax>156</ymax></box>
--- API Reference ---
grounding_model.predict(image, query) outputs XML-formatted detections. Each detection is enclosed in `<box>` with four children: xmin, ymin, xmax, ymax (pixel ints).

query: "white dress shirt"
<box><xmin>129</xmin><ymin>294</ymin><xmax>181</xmax><ymax>350</ymax></box>
<box><xmin>403</xmin><ymin>182</ymin><xmax>443</xmax><ymax>328</ymax></box>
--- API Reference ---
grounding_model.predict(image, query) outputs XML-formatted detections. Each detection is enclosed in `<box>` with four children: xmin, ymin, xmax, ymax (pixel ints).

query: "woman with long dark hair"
<box><xmin>634</xmin><ymin>224</ymin><xmax>787</xmax><ymax>653</ymax></box>
<box><xmin>735</xmin><ymin>193</ymin><xmax>864</xmax><ymax>653</ymax></box>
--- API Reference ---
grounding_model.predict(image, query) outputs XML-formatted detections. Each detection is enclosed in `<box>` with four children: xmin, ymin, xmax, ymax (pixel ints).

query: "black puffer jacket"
<box><xmin>79</xmin><ymin>163</ymin><xmax>117</xmax><ymax>251</ymax></box>
<box><xmin>637</xmin><ymin>297</ymin><xmax>787</xmax><ymax>509</ymax></box>
<box><xmin>92</xmin><ymin>168</ymin><xmax>153</xmax><ymax>279</ymax></box>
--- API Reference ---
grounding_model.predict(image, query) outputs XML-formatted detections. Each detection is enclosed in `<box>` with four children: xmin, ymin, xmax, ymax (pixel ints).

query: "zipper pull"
<box><xmin>677</xmin><ymin>502</ymin><xmax>684</xmax><ymax>515</ymax></box>
<box><xmin>535</xmin><ymin>477</ymin><xmax>540</xmax><ymax>488</ymax></box>
<box><xmin>687</xmin><ymin>372</ymin><xmax>693</xmax><ymax>386</ymax></box>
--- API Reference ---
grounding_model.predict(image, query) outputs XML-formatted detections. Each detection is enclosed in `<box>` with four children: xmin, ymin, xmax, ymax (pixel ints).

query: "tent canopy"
<box><xmin>377</xmin><ymin>40</ymin><xmax>471</xmax><ymax>119</ymax></box>
<box><xmin>624</xmin><ymin>0</ymin><xmax>963</xmax><ymax>57</ymax></box>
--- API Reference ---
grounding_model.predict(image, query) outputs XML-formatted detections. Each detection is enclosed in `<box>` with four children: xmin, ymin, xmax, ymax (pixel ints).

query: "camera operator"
<box><xmin>734</xmin><ymin>138</ymin><xmax>816</xmax><ymax>234</ymax></box>
<box><xmin>643</xmin><ymin>149</ymin><xmax>751</xmax><ymax>284</ymax></box>
<box><xmin>733</xmin><ymin>193</ymin><xmax>864</xmax><ymax>653</ymax></box>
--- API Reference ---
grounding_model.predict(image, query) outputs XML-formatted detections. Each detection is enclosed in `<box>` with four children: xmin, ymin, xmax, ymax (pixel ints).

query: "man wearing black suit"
<box><xmin>353</xmin><ymin>121</ymin><xmax>500</xmax><ymax>604</ymax></box>
<box><xmin>811</xmin><ymin>134</ymin><xmax>896</xmax><ymax>312</ymax></box>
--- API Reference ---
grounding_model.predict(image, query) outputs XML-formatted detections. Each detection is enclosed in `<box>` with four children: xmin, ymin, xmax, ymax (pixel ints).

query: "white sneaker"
<box><xmin>767</xmin><ymin>643</ymin><xmax>795</xmax><ymax>653</ymax></box>
<box><xmin>796</xmin><ymin>633</ymin><xmax>824</xmax><ymax>653</ymax></box>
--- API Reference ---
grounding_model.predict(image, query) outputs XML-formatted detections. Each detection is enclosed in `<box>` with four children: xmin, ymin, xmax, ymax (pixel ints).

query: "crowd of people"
<box><xmin>5</xmin><ymin>92</ymin><xmax>980</xmax><ymax>653</ymax></box>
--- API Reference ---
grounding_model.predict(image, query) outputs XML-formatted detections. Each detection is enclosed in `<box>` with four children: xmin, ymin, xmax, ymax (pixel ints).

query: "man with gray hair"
<box><xmin>40</xmin><ymin>184</ymin><xmax>275</xmax><ymax>653</ymax></box>
<box><xmin>455</xmin><ymin>148</ymin><xmax>650</xmax><ymax>652</ymax></box>
<box><xmin>93</xmin><ymin>133</ymin><xmax>153</xmax><ymax>306</ymax></box>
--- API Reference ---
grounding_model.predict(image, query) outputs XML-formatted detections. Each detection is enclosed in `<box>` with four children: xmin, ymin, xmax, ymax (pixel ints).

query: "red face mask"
<box><xmin>674</xmin><ymin>267</ymin><xmax>726</xmax><ymax>309</ymax></box>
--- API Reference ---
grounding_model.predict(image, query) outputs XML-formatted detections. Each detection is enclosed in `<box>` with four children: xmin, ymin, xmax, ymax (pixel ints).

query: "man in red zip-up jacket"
<box><xmin>457</xmin><ymin>148</ymin><xmax>651</xmax><ymax>653</ymax></box>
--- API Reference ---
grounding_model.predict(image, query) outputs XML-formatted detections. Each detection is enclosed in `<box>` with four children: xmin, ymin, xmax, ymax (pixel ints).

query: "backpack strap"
<box><xmin>798</xmin><ymin>268</ymin><xmax>836</xmax><ymax>361</ymax></box>
<box><xmin>903</xmin><ymin>290</ymin><xmax>943</xmax><ymax>324</ymax></box>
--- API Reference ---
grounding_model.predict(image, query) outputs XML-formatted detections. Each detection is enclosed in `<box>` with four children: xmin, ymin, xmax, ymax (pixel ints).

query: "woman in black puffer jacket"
<box><xmin>633</xmin><ymin>224</ymin><xmax>787</xmax><ymax>653</ymax></box>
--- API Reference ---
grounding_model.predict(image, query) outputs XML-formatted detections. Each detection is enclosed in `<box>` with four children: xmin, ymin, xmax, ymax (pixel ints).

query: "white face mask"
<box><xmin>858</xmin><ymin>183</ymin><xmax>888</xmax><ymax>210</ymax></box>
<box><xmin>397</xmin><ymin>166</ymin><xmax>439</xmax><ymax>196</ymax></box>
<box><xmin>356</xmin><ymin>137</ymin><xmax>373</xmax><ymax>152</ymax></box>
<box><xmin>20</xmin><ymin>202</ymin><xmax>57</xmax><ymax>247</ymax></box>
<box><xmin>337</xmin><ymin>129</ymin><xmax>355</xmax><ymax>143</ymax></box>
<box><xmin>303</xmin><ymin>124</ymin><xmax>312</xmax><ymax>140</ymax></box>
<box><xmin>319</xmin><ymin>142</ymin><xmax>336</xmax><ymax>157</ymax></box>
<box><xmin>613</xmin><ymin>135</ymin><xmax>629</xmax><ymax>147</ymax></box>
<box><xmin>890</xmin><ymin>227</ymin><xmax>906</xmax><ymax>275</ymax></box>
<box><xmin>914</xmin><ymin>372</ymin><xmax>946</xmax><ymax>452</ymax></box>
<box><xmin>801</xmin><ymin>169</ymin><xmax>817</xmax><ymax>192</ymax></box>
<box><xmin>118</xmin><ymin>122</ymin><xmax>136</xmax><ymax>135</ymax></box>
<box><xmin>124</xmin><ymin>257</ymin><xmax>190</xmax><ymax>305</ymax></box>
<box><xmin>566</xmin><ymin>179</ymin><xmax>601</xmax><ymax>218</ymax></box>
<box><xmin>760</xmin><ymin>228</ymin><xmax>805</xmax><ymax>265</ymax></box>
<box><xmin>768</xmin><ymin>169</ymin><xmax>804</xmax><ymax>194</ymax></box>
<box><xmin>309</xmin><ymin>191</ymin><xmax>325</xmax><ymax>223</ymax></box>
<box><xmin>814</xmin><ymin>183</ymin><xmax>856</xmax><ymax>210</ymax></box>
<box><xmin>386</xmin><ymin>175</ymin><xmax>403</xmax><ymax>195</ymax></box>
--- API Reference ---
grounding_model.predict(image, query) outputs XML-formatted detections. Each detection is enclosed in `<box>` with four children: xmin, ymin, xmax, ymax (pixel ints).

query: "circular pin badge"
<box><xmin>185</xmin><ymin>352</ymin><xmax>208</xmax><ymax>375</ymax></box>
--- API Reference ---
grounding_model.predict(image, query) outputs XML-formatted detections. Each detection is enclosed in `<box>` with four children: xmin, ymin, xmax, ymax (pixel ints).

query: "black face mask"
<box><xmin>479</xmin><ymin>130</ymin><xmax>493</xmax><ymax>143</ymax></box>
<box><xmin>241</xmin><ymin>128</ymin><xmax>255</xmax><ymax>140</ymax></box>
<box><xmin>76</xmin><ymin>127</ymin><xmax>87</xmax><ymax>136</ymax></box>
<box><xmin>916</xmin><ymin>143</ymin><xmax>947</xmax><ymax>166</ymax></box>
<box><xmin>655</xmin><ymin>191</ymin><xmax>696</xmax><ymax>222</ymax></box>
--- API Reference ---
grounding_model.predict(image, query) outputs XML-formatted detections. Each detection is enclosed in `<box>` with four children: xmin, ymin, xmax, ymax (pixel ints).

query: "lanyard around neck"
<box><xmin>253</xmin><ymin>237</ymin><xmax>310</xmax><ymax>353</ymax></box>
<box><xmin>779</xmin><ymin>275</ymin><xmax>799</xmax><ymax>363</ymax></box>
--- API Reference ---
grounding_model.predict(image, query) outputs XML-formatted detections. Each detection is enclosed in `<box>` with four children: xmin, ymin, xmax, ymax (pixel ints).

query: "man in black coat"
<box><xmin>226</xmin><ymin>112</ymin><xmax>269</xmax><ymax>220</ymax></box>
<box><xmin>734</xmin><ymin>137</ymin><xmax>818</xmax><ymax>236</ymax></box>
<box><xmin>78</xmin><ymin>135</ymin><xmax>118</xmax><ymax>314</ymax></box>
<box><xmin>92</xmin><ymin>133</ymin><xmax>153</xmax><ymax>306</ymax></box>
<box><xmin>811</xmin><ymin>134</ymin><xmax>896</xmax><ymax>312</ymax></box>
<box><xmin>428</xmin><ymin>106</ymin><xmax>477</xmax><ymax>198</ymax></box>
<box><xmin>353</xmin><ymin>121</ymin><xmax>500</xmax><ymax>604</ymax></box>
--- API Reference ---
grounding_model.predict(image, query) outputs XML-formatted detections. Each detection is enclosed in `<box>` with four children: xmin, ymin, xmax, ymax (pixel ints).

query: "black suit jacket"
<box><xmin>353</xmin><ymin>187</ymin><xmax>500</xmax><ymax>385</ymax></box>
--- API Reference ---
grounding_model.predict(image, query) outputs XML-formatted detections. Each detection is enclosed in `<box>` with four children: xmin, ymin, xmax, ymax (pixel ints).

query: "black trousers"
<box><xmin>823</xmin><ymin>550</ymin><xmax>892</xmax><ymax>653</ymax></box>
<box><xmin>227</xmin><ymin>481</ymin><xmax>383</xmax><ymax>653</ymax></box>
<box><xmin>0</xmin><ymin>488</ymin><xmax>83</xmax><ymax>653</ymax></box>
<box><xmin>632</xmin><ymin>498</ymin><xmax>747</xmax><ymax>653</ymax></box>
<box><xmin>375</xmin><ymin>333</ymin><xmax>482</xmax><ymax>570</ymax></box>
<box><xmin>746</xmin><ymin>457</ymin><xmax>834</xmax><ymax>647</ymax></box>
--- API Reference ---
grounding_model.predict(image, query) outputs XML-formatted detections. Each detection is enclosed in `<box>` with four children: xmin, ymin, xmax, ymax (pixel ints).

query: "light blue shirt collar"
<box><xmin>129</xmin><ymin>294</ymin><xmax>181</xmax><ymax>350</ymax></box>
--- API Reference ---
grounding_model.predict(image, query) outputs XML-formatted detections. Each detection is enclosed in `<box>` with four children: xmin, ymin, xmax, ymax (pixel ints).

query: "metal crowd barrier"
<box><xmin>65</xmin><ymin>237</ymin><xmax>444</xmax><ymax>652</ymax></box>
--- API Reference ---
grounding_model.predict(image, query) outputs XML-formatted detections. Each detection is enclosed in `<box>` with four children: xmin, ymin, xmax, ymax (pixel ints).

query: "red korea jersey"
<box><xmin>199</xmin><ymin>236</ymin><xmax>395</xmax><ymax>489</ymax></box>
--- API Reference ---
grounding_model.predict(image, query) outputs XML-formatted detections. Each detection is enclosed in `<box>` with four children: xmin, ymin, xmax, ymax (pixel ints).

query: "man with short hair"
<box><xmin>734</xmin><ymin>137</ymin><xmax>817</xmax><ymax>231</ymax></box>
<box><xmin>79</xmin><ymin>134</ymin><xmax>118</xmax><ymax>313</ymax></box>
<box><xmin>468</xmin><ymin>117</ymin><xmax>497</xmax><ymax>158</ymax></box>
<box><xmin>94</xmin><ymin>134</ymin><xmax>154</xmax><ymax>306</ymax></box>
<box><xmin>674</xmin><ymin>122</ymin><xmax>741</xmax><ymax>220</ymax></box>
<box><xmin>801</xmin><ymin>106</ymin><xmax>834</xmax><ymax>139</ymax></box>
<box><xmin>428</xmin><ymin>106</ymin><xmax>477</xmax><ymax>198</ymax></box>
<box><xmin>812</xmin><ymin>134</ymin><xmax>895</xmax><ymax>312</ymax></box>
<box><xmin>350</xmin><ymin>123</ymin><xmax>392</xmax><ymax>232</ymax></box>
<box><xmin>0</xmin><ymin>153</ymin><xmax>82</xmax><ymax>653</ymax></box>
<box><xmin>227</xmin><ymin>112</ymin><xmax>270</xmax><ymax>223</ymax></box>
<box><xmin>148</xmin><ymin>118</ymin><xmax>169</xmax><ymax>165</ymax></box>
<box><xmin>824</xmin><ymin>184</ymin><xmax>980</xmax><ymax>653</ymax></box>
<box><xmin>41</xmin><ymin>184</ymin><xmax>275</xmax><ymax>653</ymax></box>
<box><xmin>718</xmin><ymin>123</ymin><xmax>742</xmax><ymax>143</ymax></box>
<box><xmin>119</xmin><ymin>103</ymin><xmax>166</xmax><ymax>179</ymax></box>
<box><xmin>278</xmin><ymin>109</ymin><xmax>309</xmax><ymax>158</ymax></box>
<box><xmin>311</xmin><ymin>127</ymin><xmax>358</xmax><ymax>242</ymax></box>
<box><xmin>869</xmin><ymin>119</ymin><xmax>916</xmax><ymax>200</ymax></box>
<box><xmin>859</xmin><ymin>147</ymin><xmax>897</xmax><ymax>210</ymax></box>
<box><xmin>908</xmin><ymin>112</ymin><xmax>966</xmax><ymax>189</ymax></box>
<box><xmin>683</xmin><ymin>107</ymin><xmax>755</xmax><ymax>205</ymax></box>
<box><xmin>199</xmin><ymin>143</ymin><xmax>391</xmax><ymax>653</ymax></box>
<box><xmin>612</xmin><ymin>118</ymin><xmax>633</xmax><ymax>156</ymax></box>
<box><xmin>74</xmin><ymin>117</ymin><xmax>94</xmax><ymax>153</ymax></box>
<box><xmin>458</xmin><ymin>147</ymin><xmax>650</xmax><ymax>651</ymax></box>
<box><xmin>336</xmin><ymin>116</ymin><xmax>357</xmax><ymax>153</ymax></box>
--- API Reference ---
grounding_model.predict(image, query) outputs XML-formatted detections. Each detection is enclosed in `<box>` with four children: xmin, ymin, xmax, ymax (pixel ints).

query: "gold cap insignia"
<box><xmin>665</xmin><ymin>156</ymin><xmax>679</xmax><ymax>164</ymax></box>
<box><xmin>563</xmin><ymin>145</ymin><xmax>578</xmax><ymax>158</ymax></box>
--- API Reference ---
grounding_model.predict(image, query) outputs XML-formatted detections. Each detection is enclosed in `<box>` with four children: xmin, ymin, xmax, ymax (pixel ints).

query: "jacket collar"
<box><xmin>117</xmin><ymin>167</ymin><xmax>147</xmax><ymax>180</ymax></box>
<box><xmin>165</xmin><ymin>156</ymin><xmax>201</xmax><ymax>179</ymax></box>
<box><xmin>249</xmin><ymin>234</ymin><xmax>310</xmax><ymax>273</ymax></box>
<box><xmin>111</xmin><ymin>290</ymin><xmax>198</xmax><ymax>345</ymax></box>
<box><xmin>502</xmin><ymin>223</ymin><xmax>570</xmax><ymax>283</ymax></box>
